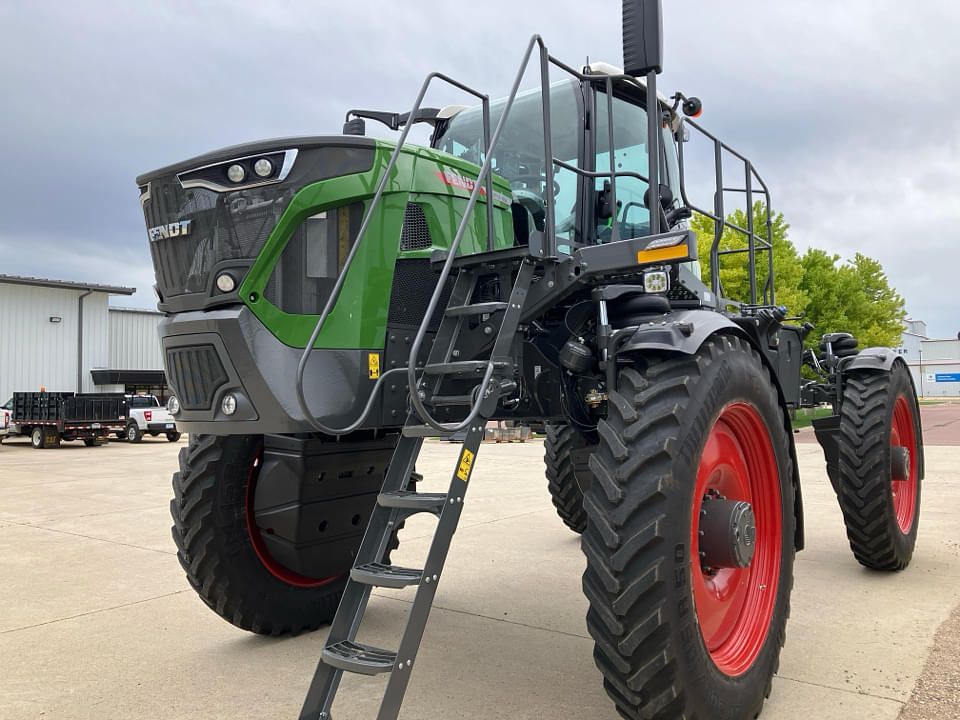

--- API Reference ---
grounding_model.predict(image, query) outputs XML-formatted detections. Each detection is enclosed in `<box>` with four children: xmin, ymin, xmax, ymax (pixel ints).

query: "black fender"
<box><xmin>616</xmin><ymin>309</ymin><xmax>805</xmax><ymax>551</ymax></box>
<box><xmin>843</xmin><ymin>346</ymin><xmax>898</xmax><ymax>373</ymax></box>
<box><xmin>617</xmin><ymin>308</ymin><xmax>747</xmax><ymax>356</ymax></box>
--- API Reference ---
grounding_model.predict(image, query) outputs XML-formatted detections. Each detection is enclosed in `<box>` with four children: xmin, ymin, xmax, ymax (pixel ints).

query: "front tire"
<box><xmin>126</xmin><ymin>423</ymin><xmax>142</xmax><ymax>443</ymax></box>
<box><xmin>834</xmin><ymin>364</ymin><xmax>922</xmax><ymax>570</ymax></box>
<box><xmin>544</xmin><ymin>424</ymin><xmax>594</xmax><ymax>533</ymax></box>
<box><xmin>582</xmin><ymin>335</ymin><xmax>795</xmax><ymax>719</ymax></box>
<box><xmin>171</xmin><ymin>433</ymin><xmax>407</xmax><ymax>635</ymax></box>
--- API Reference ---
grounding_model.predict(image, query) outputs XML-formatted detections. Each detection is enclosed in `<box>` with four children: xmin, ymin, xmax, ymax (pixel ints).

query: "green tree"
<box><xmin>692</xmin><ymin>204</ymin><xmax>907</xmax><ymax>350</ymax></box>
<box><xmin>691</xmin><ymin>203</ymin><xmax>807</xmax><ymax>318</ymax></box>
<box><xmin>799</xmin><ymin>250</ymin><xmax>906</xmax><ymax>349</ymax></box>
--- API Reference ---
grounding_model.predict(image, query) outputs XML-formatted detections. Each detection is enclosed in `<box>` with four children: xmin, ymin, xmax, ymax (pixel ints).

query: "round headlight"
<box><xmin>253</xmin><ymin>158</ymin><xmax>273</xmax><ymax>178</ymax></box>
<box><xmin>167</xmin><ymin>396</ymin><xmax>180</xmax><ymax>414</ymax></box>
<box><xmin>216</xmin><ymin>273</ymin><xmax>236</xmax><ymax>293</ymax></box>
<box><xmin>227</xmin><ymin>164</ymin><xmax>246</xmax><ymax>183</ymax></box>
<box><xmin>221</xmin><ymin>394</ymin><xmax>237</xmax><ymax>416</ymax></box>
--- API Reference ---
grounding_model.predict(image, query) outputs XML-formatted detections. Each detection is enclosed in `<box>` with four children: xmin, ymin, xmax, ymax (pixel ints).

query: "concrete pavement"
<box><xmin>0</xmin><ymin>433</ymin><xmax>958</xmax><ymax>719</ymax></box>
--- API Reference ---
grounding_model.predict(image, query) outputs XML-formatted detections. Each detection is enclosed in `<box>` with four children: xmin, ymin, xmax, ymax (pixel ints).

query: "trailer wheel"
<box><xmin>170</xmin><ymin>433</ymin><xmax>407</xmax><ymax>635</ymax></box>
<box><xmin>125</xmin><ymin>423</ymin><xmax>142</xmax><ymax>443</ymax></box>
<box><xmin>582</xmin><ymin>335</ymin><xmax>794</xmax><ymax>720</ymax></box>
<box><xmin>544</xmin><ymin>424</ymin><xmax>594</xmax><ymax>533</ymax></box>
<box><xmin>834</xmin><ymin>364</ymin><xmax>922</xmax><ymax>570</ymax></box>
<box><xmin>166</xmin><ymin>431</ymin><xmax>181</xmax><ymax>442</ymax></box>
<box><xmin>31</xmin><ymin>426</ymin><xmax>44</xmax><ymax>449</ymax></box>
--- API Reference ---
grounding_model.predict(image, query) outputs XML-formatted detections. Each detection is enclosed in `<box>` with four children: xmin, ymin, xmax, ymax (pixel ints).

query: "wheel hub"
<box><xmin>891</xmin><ymin>446</ymin><xmax>910</xmax><ymax>482</ymax></box>
<box><xmin>699</xmin><ymin>493</ymin><xmax>757</xmax><ymax>571</ymax></box>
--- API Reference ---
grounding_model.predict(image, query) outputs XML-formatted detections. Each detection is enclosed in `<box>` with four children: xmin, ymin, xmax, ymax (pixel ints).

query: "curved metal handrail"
<box><xmin>405</xmin><ymin>34</ymin><xmax>549</xmax><ymax>434</ymax></box>
<box><xmin>294</xmin><ymin>71</ymin><xmax>492</xmax><ymax>436</ymax></box>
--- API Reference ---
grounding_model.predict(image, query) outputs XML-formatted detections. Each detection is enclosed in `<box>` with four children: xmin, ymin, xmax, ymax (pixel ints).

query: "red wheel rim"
<box><xmin>691</xmin><ymin>402</ymin><xmax>782</xmax><ymax>676</ymax></box>
<box><xmin>245</xmin><ymin>450</ymin><xmax>341</xmax><ymax>588</ymax></box>
<box><xmin>890</xmin><ymin>395</ymin><xmax>918</xmax><ymax>534</ymax></box>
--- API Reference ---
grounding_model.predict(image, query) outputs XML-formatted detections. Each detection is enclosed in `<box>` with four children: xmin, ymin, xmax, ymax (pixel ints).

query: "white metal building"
<box><xmin>897</xmin><ymin>319</ymin><xmax>960</xmax><ymax>398</ymax></box>
<box><xmin>0</xmin><ymin>275</ymin><xmax>166</xmax><ymax>402</ymax></box>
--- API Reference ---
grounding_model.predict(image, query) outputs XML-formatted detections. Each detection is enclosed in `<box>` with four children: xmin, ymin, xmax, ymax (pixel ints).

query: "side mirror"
<box><xmin>643</xmin><ymin>183</ymin><xmax>673</xmax><ymax>211</ymax></box>
<box><xmin>623</xmin><ymin>0</ymin><xmax>663</xmax><ymax>76</ymax></box>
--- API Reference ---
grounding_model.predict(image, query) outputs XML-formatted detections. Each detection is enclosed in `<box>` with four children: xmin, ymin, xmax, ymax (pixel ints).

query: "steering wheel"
<box><xmin>509</xmin><ymin>174</ymin><xmax>561</xmax><ymax>198</ymax></box>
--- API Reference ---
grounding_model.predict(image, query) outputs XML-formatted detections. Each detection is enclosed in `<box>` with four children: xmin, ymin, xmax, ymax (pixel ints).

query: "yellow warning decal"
<box><xmin>368</xmin><ymin>352</ymin><xmax>380</xmax><ymax>379</ymax></box>
<box><xmin>456</xmin><ymin>448</ymin><xmax>475</xmax><ymax>482</ymax></box>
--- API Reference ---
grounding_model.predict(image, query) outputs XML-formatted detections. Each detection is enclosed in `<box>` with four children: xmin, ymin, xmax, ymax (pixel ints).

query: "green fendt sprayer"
<box><xmin>136</xmin><ymin>2</ymin><xmax>924</xmax><ymax>717</ymax></box>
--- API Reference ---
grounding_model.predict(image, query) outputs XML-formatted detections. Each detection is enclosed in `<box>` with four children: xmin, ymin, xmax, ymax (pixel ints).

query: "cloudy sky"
<box><xmin>2</xmin><ymin>0</ymin><xmax>958</xmax><ymax>338</ymax></box>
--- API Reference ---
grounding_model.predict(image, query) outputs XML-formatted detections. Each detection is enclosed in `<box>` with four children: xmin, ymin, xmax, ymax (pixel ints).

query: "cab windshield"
<box><xmin>434</xmin><ymin>80</ymin><xmax>582</xmax><ymax>248</ymax></box>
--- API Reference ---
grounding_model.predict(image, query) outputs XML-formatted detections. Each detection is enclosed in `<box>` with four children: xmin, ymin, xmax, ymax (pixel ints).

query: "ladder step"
<box><xmin>423</xmin><ymin>360</ymin><xmax>508</xmax><ymax>375</ymax></box>
<box><xmin>351</xmin><ymin>562</ymin><xmax>423</xmax><ymax>588</ymax></box>
<box><xmin>378</xmin><ymin>490</ymin><xmax>446</xmax><ymax>515</ymax></box>
<box><xmin>426</xmin><ymin>393</ymin><xmax>474</xmax><ymax>407</ymax></box>
<box><xmin>445</xmin><ymin>301</ymin><xmax>508</xmax><ymax>317</ymax></box>
<box><xmin>322</xmin><ymin>640</ymin><xmax>397</xmax><ymax>676</ymax></box>
<box><xmin>402</xmin><ymin>423</ymin><xmax>458</xmax><ymax>437</ymax></box>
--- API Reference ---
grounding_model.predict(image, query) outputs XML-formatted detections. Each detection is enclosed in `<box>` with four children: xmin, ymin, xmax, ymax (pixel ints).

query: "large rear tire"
<box><xmin>544</xmin><ymin>424</ymin><xmax>595</xmax><ymax>534</ymax></box>
<box><xmin>171</xmin><ymin>433</ymin><xmax>406</xmax><ymax>636</ymax></box>
<box><xmin>582</xmin><ymin>335</ymin><xmax>795</xmax><ymax>719</ymax></box>
<box><xmin>834</xmin><ymin>364</ymin><xmax>922</xmax><ymax>570</ymax></box>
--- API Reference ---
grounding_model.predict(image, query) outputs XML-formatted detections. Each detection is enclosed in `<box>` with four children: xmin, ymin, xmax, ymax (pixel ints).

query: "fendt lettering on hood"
<box><xmin>147</xmin><ymin>220</ymin><xmax>192</xmax><ymax>242</ymax></box>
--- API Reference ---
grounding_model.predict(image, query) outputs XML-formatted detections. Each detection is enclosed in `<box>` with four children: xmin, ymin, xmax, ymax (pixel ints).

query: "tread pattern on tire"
<box><xmin>171</xmin><ymin>434</ymin><xmax>407</xmax><ymax>636</ymax></box>
<box><xmin>834</xmin><ymin>368</ymin><xmax>920</xmax><ymax>571</ymax></box>
<box><xmin>581</xmin><ymin>335</ymin><xmax>794</xmax><ymax>720</ymax></box>
<box><xmin>544</xmin><ymin>424</ymin><xmax>592</xmax><ymax>533</ymax></box>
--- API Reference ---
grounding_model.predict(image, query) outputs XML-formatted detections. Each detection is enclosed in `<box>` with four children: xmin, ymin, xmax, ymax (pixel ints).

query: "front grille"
<box><xmin>399</xmin><ymin>203</ymin><xmax>432</xmax><ymax>251</ymax></box>
<box><xmin>165</xmin><ymin>345</ymin><xmax>228</xmax><ymax>410</ymax></box>
<box><xmin>145</xmin><ymin>180</ymin><xmax>293</xmax><ymax>298</ymax></box>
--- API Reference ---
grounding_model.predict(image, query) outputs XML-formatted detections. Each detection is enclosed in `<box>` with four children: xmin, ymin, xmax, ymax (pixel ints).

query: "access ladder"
<box><xmin>299</xmin><ymin>257</ymin><xmax>535</xmax><ymax>719</ymax></box>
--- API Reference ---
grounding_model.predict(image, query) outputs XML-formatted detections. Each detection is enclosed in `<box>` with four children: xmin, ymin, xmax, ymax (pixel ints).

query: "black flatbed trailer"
<box><xmin>12</xmin><ymin>392</ymin><xmax>129</xmax><ymax>448</ymax></box>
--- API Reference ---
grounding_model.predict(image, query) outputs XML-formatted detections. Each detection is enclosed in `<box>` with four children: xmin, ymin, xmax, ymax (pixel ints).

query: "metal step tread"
<box><xmin>322</xmin><ymin>640</ymin><xmax>397</xmax><ymax>676</ymax></box>
<box><xmin>402</xmin><ymin>423</ymin><xmax>459</xmax><ymax>437</ymax></box>
<box><xmin>426</xmin><ymin>393</ymin><xmax>474</xmax><ymax>407</ymax></box>
<box><xmin>351</xmin><ymin>562</ymin><xmax>423</xmax><ymax>588</ymax></box>
<box><xmin>423</xmin><ymin>360</ymin><xmax>509</xmax><ymax>375</ymax></box>
<box><xmin>445</xmin><ymin>301</ymin><xmax>508</xmax><ymax>317</ymax></box>
<box><xmin>378</xmin><ymin>490</ymin><xmax>447</xmax><ymax>514</ymax></box>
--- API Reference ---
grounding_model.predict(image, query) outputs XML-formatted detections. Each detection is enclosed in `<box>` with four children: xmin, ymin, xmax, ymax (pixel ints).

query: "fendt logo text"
<box><xmin>147</xmin><ymin>220</ymin><xmax>192</xmax><ymax>241</ymax></box>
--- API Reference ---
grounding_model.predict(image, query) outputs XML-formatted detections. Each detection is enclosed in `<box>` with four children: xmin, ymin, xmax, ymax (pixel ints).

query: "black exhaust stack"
<box><xmin>622</xmin><ymin>0</ymin><xmax>663</xmax><ymax>234</ymax></box>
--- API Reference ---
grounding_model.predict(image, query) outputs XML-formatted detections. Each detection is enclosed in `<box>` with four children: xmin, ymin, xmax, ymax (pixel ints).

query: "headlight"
<box><xmin>226</xmin><ymin>164</ymin><xmax>246</xmax><ymax>183</ymax></box>
<box><xmin>216</xmin><ymin>273</ymin><xmax>236</xmax><ymax>293</ymax></box>
<box><xmin>221</xmin><ymin>394</ymin><xmax>237</xmax><ymax>416</ymax></box>
<box><xmin>644</xmin><ymin>271</ymin><xmax>669</xmax><ymax>294</ymax></box>
<box><xmin>167</xmin><ymin>396</ymin><xmax>180</xmax><ymax>414</ymax></box>
<box><xmin>253</xmin><ymin>158</ymin><xmax>273</xmax><ymax>177</ymax></box>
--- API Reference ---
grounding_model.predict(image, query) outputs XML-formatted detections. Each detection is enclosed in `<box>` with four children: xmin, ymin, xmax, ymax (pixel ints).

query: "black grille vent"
<box><xmin>166</xmin><ymin>345</ymin><xmax>229</xmax><ymax>411</ymax></box>
<box><xmin>666</xmin><ymin>283</ymin><xmax>699</xmax><ymax>302</ymax></box>
<box><xmin>399</xmin><ymin>203</ymin><xmax>432</xmax><ymax>251</ymax></box>
<box><xmin>387</xmin><ymin>259</ymin><xmax>452</xmax><ymax>330</ymax></box>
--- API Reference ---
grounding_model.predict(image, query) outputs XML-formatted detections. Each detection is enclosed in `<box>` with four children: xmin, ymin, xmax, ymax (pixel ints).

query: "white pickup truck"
<box><xmin>122</xmin><ymin>395</ymin><xmax>181</xmax><ymax>442</ymax></box>
<box><xmin>1</xmin><ymin>398</ymin><xmax>12</xmax><ymax>442</ymax></box>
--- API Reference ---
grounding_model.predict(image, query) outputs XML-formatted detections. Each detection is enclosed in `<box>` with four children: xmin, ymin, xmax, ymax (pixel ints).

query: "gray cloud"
<box><xmin>1</xmin><ymin>0</ymin><xmax>958</xmax><ymax>337</ymax></box>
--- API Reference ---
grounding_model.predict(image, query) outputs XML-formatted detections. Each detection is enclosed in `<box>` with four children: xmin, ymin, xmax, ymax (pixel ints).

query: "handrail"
<box><xmin>676</xmin><ymin>115</ymin><xmax>774</xmax><ymax>305</ymax></box>
<box><xmin>406</xmin><ymin>34</ymin><xmax>551</xmax><ymax>433</ymax></box>
<box><xmin>294</xmin><ymin>71</ymin><xmax>493</xmax><ymax>436</ymax></box>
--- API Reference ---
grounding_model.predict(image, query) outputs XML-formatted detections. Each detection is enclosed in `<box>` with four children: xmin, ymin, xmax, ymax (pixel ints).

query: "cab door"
<box><xmin>589</xmin><ymin>81</ymin><xmax>682</xmax><ymax>244</ymax></box>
